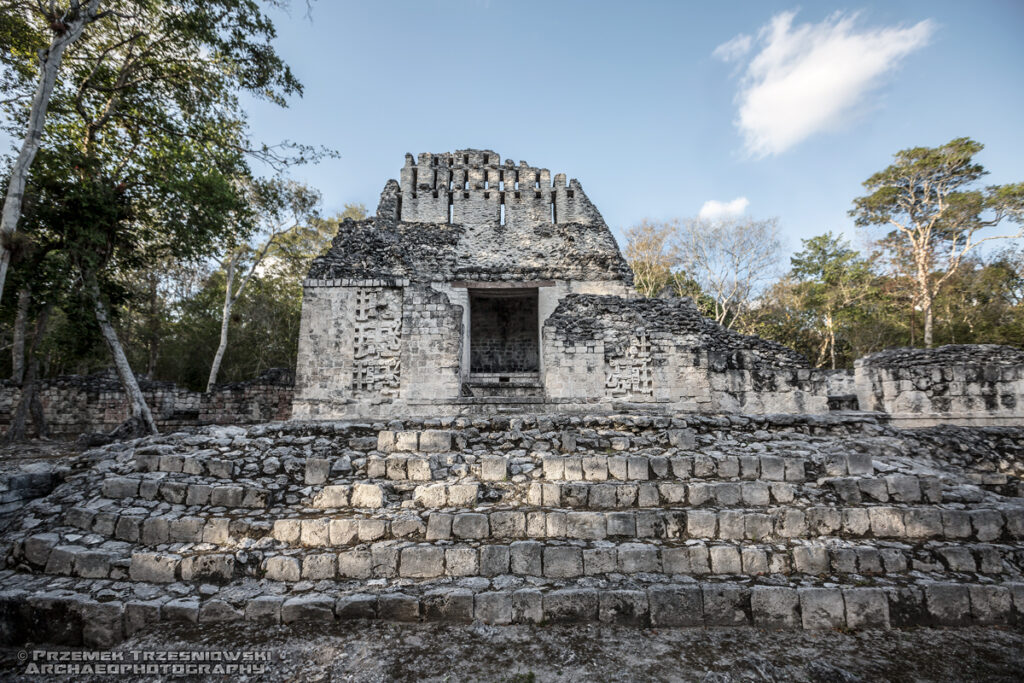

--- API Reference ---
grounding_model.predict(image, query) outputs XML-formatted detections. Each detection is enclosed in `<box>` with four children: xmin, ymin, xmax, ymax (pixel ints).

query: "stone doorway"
<box><xmin>464</xmin><ymin>287</ymin><xmax>541</xmax><ymax>397</ymax></box>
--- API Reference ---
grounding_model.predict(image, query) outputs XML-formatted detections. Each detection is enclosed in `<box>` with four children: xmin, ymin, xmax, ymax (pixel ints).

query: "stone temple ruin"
<box><xmin>1</xmin><ymin>150</ymin><xmax>1023</xmax><ymax>651</ymax></box>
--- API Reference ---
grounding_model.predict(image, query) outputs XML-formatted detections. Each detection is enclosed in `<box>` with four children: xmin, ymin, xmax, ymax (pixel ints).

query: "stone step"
<box><xmin>63</xmin><ymin>503</ymin><xmax>1024</xmax><ymax>546</ymax></box>
<box><xmin>17</xmin><ymin>530</ymin><xmax>1023</xmax><ymax>583</ymax></box>
<box><xmin>1</xmin><ymin>571</ymin><xmax>1021</xmax><ymax>648</ymax></box>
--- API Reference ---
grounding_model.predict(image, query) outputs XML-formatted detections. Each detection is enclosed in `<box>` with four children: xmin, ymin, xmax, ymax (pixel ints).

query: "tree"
<box><xmin>206</xmin><ymin>179</ymin><xmax>320</xmax><ymax>391</ymax></box>
<box><xmin>850</xmin><ymin>137</ymin><xmax>1024</xmax><ymax>347</ymax></box>
<box><xmin>786</xmin><ymin>233</ymin><xmax>875</xmax><ymax>368</ymax></box>
<box><xmin>0</xmin><ymin>0</ymin><xmax>108</xmax><ymax>306</ymax></box>
<box><xmin>671</xmin><ymin>216</ymin><xmax>782</xmax><ymax>331</ymax></box>
<box><xmin>3</xmin><ymin>0</ymin><xmax>321</xmax><ymax>436</ymax></box>
<box><xmin>622</xmin><ymin>220</ymin><xmax>678</xmax><ymax>297</ymax></box>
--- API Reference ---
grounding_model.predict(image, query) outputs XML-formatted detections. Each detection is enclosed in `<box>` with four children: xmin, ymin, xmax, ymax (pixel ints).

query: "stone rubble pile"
<box><xmin>1</xmin><ymin>413</ymin><xmax>1022</xmax><ymax>647</ymax></box>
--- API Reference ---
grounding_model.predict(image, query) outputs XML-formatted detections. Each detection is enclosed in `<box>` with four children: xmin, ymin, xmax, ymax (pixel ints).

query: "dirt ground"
<box><xmin>2</xmin><ymin>622</ymin><xmax>1023</xmax><ymax>682</ymax></box>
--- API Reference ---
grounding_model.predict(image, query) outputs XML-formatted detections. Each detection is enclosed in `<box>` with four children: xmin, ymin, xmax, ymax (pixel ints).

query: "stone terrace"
<box><xmin>1</xmin><ymin>413</ymin><xmax>1023</xmax><ymax>647</ymax></box>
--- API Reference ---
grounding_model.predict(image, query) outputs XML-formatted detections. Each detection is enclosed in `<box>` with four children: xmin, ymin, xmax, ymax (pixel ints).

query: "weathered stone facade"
<box><xmin>293</xmin><ymin>150</ymin><xmax>842</xmax><ymax>419</ymax></box>
<box><xmin>0</xmin><ymin>369</ymin><xmax>293</xmax><ymax>438</ymax></box>
<box><xmin>855</xmin><ymin>345</ymin><xmax>1024</xmax><ymax>427</ymax></box>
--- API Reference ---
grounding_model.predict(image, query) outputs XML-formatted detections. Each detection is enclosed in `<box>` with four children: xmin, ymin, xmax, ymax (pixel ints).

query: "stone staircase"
<box><xmin>2</xmin><ymin>413</ymin><xmax>1023</xmax><ymax>647</ymax></box>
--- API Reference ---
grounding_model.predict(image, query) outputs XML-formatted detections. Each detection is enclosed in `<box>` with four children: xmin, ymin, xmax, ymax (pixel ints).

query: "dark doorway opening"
<box><xmin>469</xmin><ymin>288</ymin><xmax>539</xmax><ymax>374</ymax></box>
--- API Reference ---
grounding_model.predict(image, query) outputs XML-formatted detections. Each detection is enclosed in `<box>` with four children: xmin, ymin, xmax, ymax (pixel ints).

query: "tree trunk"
<box><xmin>88</xmin><ymin>278</ymin><xmax>158</xmax><ymax>435</ymax></box>
<box><xmin>923</xmin><ymin>297</ymin><xmax>934</xmax><ymax>348</ymax></box>
<box><xmin>11</xmin><ymin>288</ymin><xmax>30</xmax><ymax>382</ymax></box>
<box><xmin>206</xmin><ymin>257</ymin><xmax>237</xmax><ymax>392</ymax></box>
<box><xmin>5</xmin><ymin>304</ymin><xmax>51</xmax><ymax>443</ymax></box>
<box><xmin>0</xmin><ymin>4</ymin><xmax>101</xmax><ymax>305</ymax></box>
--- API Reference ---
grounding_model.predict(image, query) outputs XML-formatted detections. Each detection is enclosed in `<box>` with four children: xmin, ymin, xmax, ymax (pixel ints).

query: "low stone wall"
<box><xmin>855</xmin><ymin>345</ymin><xmax>1024</xmax><ymax>427</ymax></box>
<box><xmin>0</xmin><ymin>369</ymin><xmax>294</xmax><ymax>439</ymax></box>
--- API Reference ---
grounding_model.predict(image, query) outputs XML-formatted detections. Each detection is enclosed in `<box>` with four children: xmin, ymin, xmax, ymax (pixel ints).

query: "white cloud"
<box><xmin>712</xmin><ymin>33</ymin><xmax>752</xmax><ymax>62</ymax></box>
<box><xmin>718</xmin><ymin>11</ymin><xmax>934</xmax><ymax>157</ymax></box>
<box><xmin>699</xmin><ymin>197</ymin><xmax>749</xmax><ymax>221</ymax></box>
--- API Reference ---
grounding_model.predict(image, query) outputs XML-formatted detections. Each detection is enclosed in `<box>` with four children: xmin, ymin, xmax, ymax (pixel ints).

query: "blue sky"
<box><xmin>249</xmin><ymin>1</ymin><xmax>1024</xmax><ymax>256</ymax></box>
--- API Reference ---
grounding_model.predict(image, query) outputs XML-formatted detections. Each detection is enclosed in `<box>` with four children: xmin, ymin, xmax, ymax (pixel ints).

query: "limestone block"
<box><xmin>607</xmin><ymin>456</ymin><xmax>628</xmax><ymax>480</ymax></box>
<box><xmin>180</xmin><ymin>554</ymin><xmax>234</xmax><ymax>583</ymax></box>
<box><xmin>799</xmin><ymin>588</ymin><xmax>845</xmax><ymax>629</ymax></box>
<box><xmin>400</xmin><ymin>546</ymin><xmax>444</xmax><ymax>578</ymax></box>
<box><xmin>512</xmin><ymin>589</ymin><xmax>543</xmax><ymax>624</ymax></box>
<box><xmin>202</xmin><ymin>518</ymin><xmax>230</xmax><ymax>544</ymax></box>
<box><xmin>969</xmin><ymin>510</ymin><xmax>1004</xmax><ymax>541</ymax></box>
<box><xmin>211</xmin><ymin>485</ymin><xmax>244</xmax><ymax>507</ymax></box>
<box><xmin>583</xmin><ymin>547</ymin><xmax>617</xmax><ymax>574</ymax></box>
<box><xmin>842</xmin><ymin>508</ymin><xmax>870</xmax><ymax>536</ymax></box>
<box><xmin>618</xmin><ymin>543</ymin><xmax>659</xmax><ymax>573</ymax></box>
<box><xmin>385</xmin><ymin>457</ymin><xmax>407</xmax><ymax>480</ymax></box>
<box><xmin>844</xmin><ymin>588</ymin><xmax>890</xmax><ymax>629</ymax></box>
<box><xmin>543</xmin><ymin>546</ymin><xmax>583</xmax><ymax>578</ymax></box>
<box><xmin>480</xmin><ymin>456</ymin><xmax>507</xmax><ymax>481</ymax></box>
<box><xmin>336</xmin><ymin>594</ymin><xmax>377</xmax><ymax>620</ymax></box>
<box><xmin>419</xmin><ymin>430</ymin><xmax>452</xmax><ymax>452</ymax></box>
<box><xmin>423</xmin><ymin>588</ymin><xmax>474</xmax><ymax>622</ymax></box>
<box><xmin>366</xmin><ymin>456</ymin><xmax>386</xmax><ymax>478</ymax></box>
<box><xmin>868</xmin><ymin>507</ymin><xmax>906</xmax><ymax>537</ymax></box>
<box><xmin>608</xmin><ymin>512</ymin><xmax>637</xmax><ymax>537</ymax></box>
<box><xmin>741</xmin><ymin>547</ymin><xmax>768</xmax><ymax>574</ymax></box>
<box><xmin>270</xmin><ymin>520</ymin><xmax>299</xmax><ymax>540</ymax></box>
<box><xmin>351</xmin><ymin>483</ymin><xmax>385</xmax><ymax>508</ymax></box>
<box><xmin>793</xmin><ymin>545</ymin><xmax>829</xmax><ymax>574</ymax></box>
<box><xmin>718</xmin><ymin>510</ymin><xmax>745</xmax><ymax>539</ymax></box>
<box><xmin>480</xmin><ymin>545</ymin><xmax>510</xmax><ymax>576</ymax></box>
<box><xmin>282</xmin><ymin>595</ymin><xmax>334</xmax><ymax>623</ymax></box>
<box><xmin>377</xmin><ymin>430</ymin><xmax>397</xmax><ymax>453</ymax></box>
<box><xmin>337</xmin><ymin>550</ymin><xmax>372</xmax><ymax>579</ymax></box>
<box><xmin>904</xmin><ymin>509</ymin><xmax>942</xmax><ymax>538</ymax></box>
<box><xmin>23</xmin><ymin>533</ymin><xmax>59</xmax><ymax>566</ymax></box>
<box><xmin>599</xmin><ymin>590</ymin><xmax>648</xmax><ymax>626</ymax></box>
<box><xmin>102</xmin><ymin>476</ymin><xmax>139</xmax><ymax>498</ymax></box>
<box><xmin>406</xmin><ymin>458</ymin><xmax>432</xmax><ymax>481</ymax></box>
<box><xmin>447</xmin><ymin>484</ymin><xmax>479</xmax><ymax>507</ymax></box>
<box><xmin>588</xmin><ymin>484</ymin><xmax>616</xmax><ymax>508</ymax></box>
<box><xmin>490</xmin><ymin>510</ymin><xmax>526</xmax><ymax>537</ymax></box>
<box><xmin>445</xmin><ymin>547</ymin><xmax>479</xmax><ymax>576</ymax></box>
<box><xmin>710</xmin><ymin>545</ymin><xmax>742</xmax><ymax>574</ymax></box>
<box><xmin>648</xmin><ymin>584</ymin><xmax>702</xmax><ymax>627</ymax></box>
<box><xmin>941</xmin><ymin>510</ymin><xmax>972</xmax><ymax>538</ymax></box>
<box><xmin>846</xmin><ymin>452</ymin><xmax>873</xmax><ymax>475</ymax></box>
<box><xmin>510</xmin><ymin>541</ymin><xmax>543</xmax><ymax>575</ymax></box>
<box><xmin>741</xmin><ymin>482</ymin><xmax>771</xmax><ymax>506</ymax></box>
<box><xmin>751</xmin><ymin>586</ymin><xmax>799</xmax><ymax>628</ymax></box>
<box><xmin>245</xmin><ymin>596</ymin><xmax>283</xmax><ymax>624</ymax></box>
<box><xmin>453</xmin><ymin>513</ymin><xmax>488</xmax><ymax>539</ymax></box>
<box><xmin>164</xmin><ymin>597</ymin><xmax>200</xmax><ymax>623</ymax></box>
<box><xmin>76</xmin><ymin>550</ymin><xmax>116</xmax><ymax>579</ymax></box>
<box><xmin>885</xmin><ymin>474</ymin><xmax>921</xmax><ymax>503</ymax></box>
<box><xmin>126</xmin><ymin>600</ymin><xmax>162</xmax><ymax>635</ymax></box>
<box><xmin>395</xmin><ymin>431</ymin><xmax>419</xmax><ymax>452</ymax></box>
<box><xmin>542</xmin><ymin>456</ymin><xmax>564</xmax><ymax>480</ymax></box>
<box><xmin>582</xmin><ymin>457</ymin><xmax>608</xmax><ymax>481</ymax></box>
<box><xmin>304</xmin><ymin>458</ymin><xmax>330</xmax><ymax>485</ymax></box>
<box><xmin>759</xmin><ymin>455</ymin><xmax>785</xmax><ymax>481</ymax></box>
<box><xmin>300</xmin><ymin>518</ymin><xmax>330</xmax><ymax>546</ymax></box>
<box><xmin>544</xmin><ymin>588</ymin><xmax>598</xmax><ymax>623</ymax></box>
<box><xmin>414</xmin><ymin>484</ymin><xmax>447</xmax><ymax>508</ymax></box>
<box><xmin>301</xmin><ymin>553</ymin><xmax>336</xmax><ymax>580</ymax></box>
<box><xmin>130</xmin><ymin>552</ymin><xmax>179</xmax><ymax>583</ymax></box>
<box><xmin>358</xmin><ymin>519</ymin><xmax>387</xmax><ymax>542</ymax></box>
<box><xmin>670</xmin><ymin>456</ymin><xmax>693</xmax><ymax>478</ymax></box>
<box><xmin>925</xmin><ymin>583</ymin><xmax>971</xmax><ymax>625</ymax></box>
<box><xmin>371</xmin><ymin>545</ymin><xmax>399</xmax><ymax>578</ymax></box>
<box><xmin>264</xmin><ymin>555</ymin><xmax>301</xmax><ymax>582</ymax></box>
<box><xmin>312</xmin><ymin>485</ymin><xmax>350</xmax><ymax>509</ymax></box>
<box><xmin>687</xmin><ymin>510</ymin><xmax>717</xmax><ymax>538</ymax></box>
<box><xmin>425</xmin><ymin>513</ymin><xmax>453</xmax><ymax>540</ymax></box>
<box><xmin>169</xmin><ymin>516</ymin><xmax>204</xmax><ymax>543</ymax></box>
<box><xmin>564</xmin><ymin>457</ymin><xmax>583</xmax><ymax>480</ymax></box>
<box><xmin>703</xmin><ymin>584</ymin><xmax>749</xmax><ymax>626</ymax></box>
<box><xmin>475</xmin><ymin>592</ymin><xmax>512</xmax><ymax>624</ymax></box>
<box><xmin>627</xmin><ymin>456</ymin><xmax>649</xmax><ymax>480</ymax></box>
<box><xmin>969</xmin><ymin>585</ymin><xmax>1011</xmax><ymax>624</ymax></box>
<box><xmin>566</xmin><ymin>512</ymin><xmax>606</xmax><ymax>540</ymax></box>
<box><xmin>378</xmin><ymin>593</ymin><xmax>419</xmax><ymax>622</ymax></box>
<box><xmin>329</xmin><ymin>519</ymin><xmax>359</xmax><ymax>545</ymax></box>
<box><xmin>141</xmin><ymin>517</ymin><xmax>170</xmax><ymax>545</ymax></box>
<box><xmin>199</xmin><ymin>600</ymin><xmax>242</xmax><ymax>624</ymax></box>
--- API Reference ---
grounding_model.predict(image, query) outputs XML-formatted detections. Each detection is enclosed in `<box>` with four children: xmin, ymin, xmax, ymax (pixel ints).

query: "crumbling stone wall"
<box><xmin>855</xmin><ymin>345</ymin><xmax>1024</xmax><ymax>426</ymax></box>
<box><xmin>0</xmin><ymin>369</ymin><xmax>293</xmax><ymax>438</ymax></box>
<box><xmin>543</xmin><ymin>295</ymin><xmax>829</xmax><ymax>414</ymax></box>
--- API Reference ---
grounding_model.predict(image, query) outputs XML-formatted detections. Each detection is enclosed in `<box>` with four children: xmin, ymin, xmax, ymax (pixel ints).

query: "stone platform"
<box><xmin>1</xmin><ymin>413</ymin><xmax>1023</xmax><ymax>648</ymax></box>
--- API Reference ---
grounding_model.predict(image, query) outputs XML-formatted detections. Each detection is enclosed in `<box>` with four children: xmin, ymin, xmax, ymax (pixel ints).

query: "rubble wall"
<box><xmin>0</xmin><ymin>370</ymin><xmax>294</xmax><ymax>438</ymax></box>
<box><xmin>855</xmin><ymin>345</ymin><xmax>1024</xmax><ymax>426</ymax></box>
<box><xmin>542</xmin><ymin>295</ymin><xmax>830</xmax><ymax>414</ymax></box>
